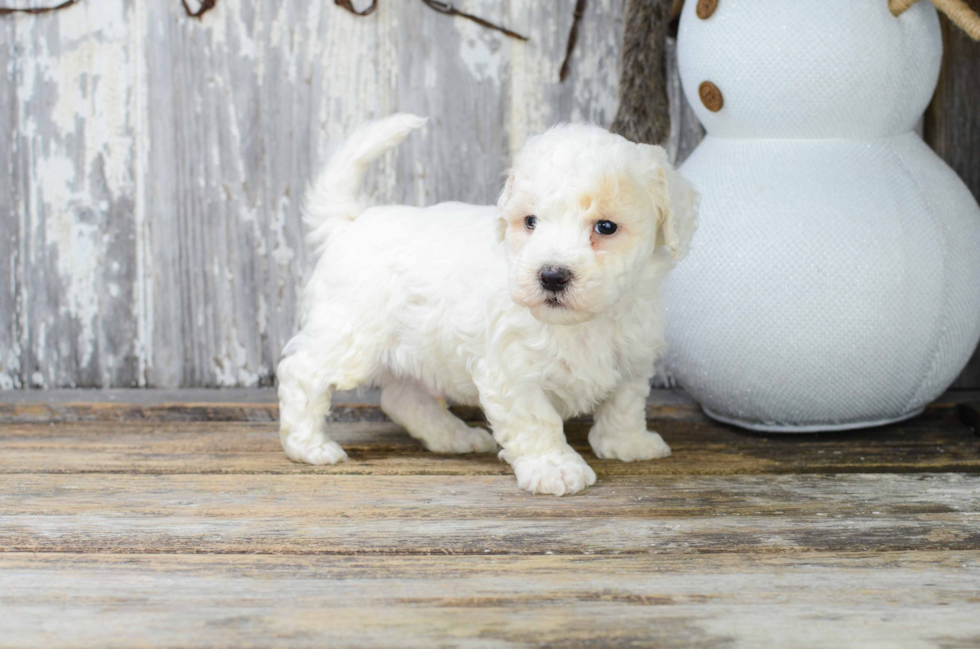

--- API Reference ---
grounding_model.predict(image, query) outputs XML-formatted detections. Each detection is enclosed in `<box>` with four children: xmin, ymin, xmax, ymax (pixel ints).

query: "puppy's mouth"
<box><xmin>545</xmin><ymin>296</ymin><xmax>565</xmax><ymax>308</ymax></box>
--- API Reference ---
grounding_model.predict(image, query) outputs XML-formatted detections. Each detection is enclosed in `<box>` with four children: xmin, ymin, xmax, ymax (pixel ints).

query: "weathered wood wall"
<box><xmin>927</xmin><ymin>1</ymin><xmax>980</xmax><ymax>389</ymax></box>
<box><xmin>0</xmin><ymin>0</ymin><xmax>702</xmax><ymax>389</ymax></box>
<box><xmin>0</xmin><ymin>0</ymin><xmax>976</xmax><ymax>389</ymax></box>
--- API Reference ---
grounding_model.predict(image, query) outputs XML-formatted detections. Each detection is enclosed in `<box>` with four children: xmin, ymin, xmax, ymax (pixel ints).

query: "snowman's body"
<box><xmin>664</xmin><ymin>0</ymin><xmax>980</xmax><ymax>430</ymax></box>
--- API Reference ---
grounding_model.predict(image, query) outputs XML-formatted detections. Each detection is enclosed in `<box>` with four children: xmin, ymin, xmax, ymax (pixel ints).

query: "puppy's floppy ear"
<box><xmin>495</xmin><ymin>170</ymin><xmax>515</xmax><ymax>243</ymax></box>
<box><xmin>640</xmin><ymin>144</ymin><xmax>699</xmax><ymax>260</ymax></box>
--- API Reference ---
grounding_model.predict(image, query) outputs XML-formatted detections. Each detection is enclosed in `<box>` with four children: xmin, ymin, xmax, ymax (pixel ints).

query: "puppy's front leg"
<box><xmin>481</xmin><ymin>387</ymin><xmax>596</xmax><ymax>496</ymax></box>
<box><xmin>589</xmin><ymin>378</ymin><xmax>671</xmax><ymax>462</ymax></box>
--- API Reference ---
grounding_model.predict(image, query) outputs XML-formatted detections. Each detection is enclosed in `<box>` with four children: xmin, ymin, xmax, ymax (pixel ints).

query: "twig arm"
<box><xmin>889</xmin><ymin>0</ymin><xmax>921</xmax><ymax>16</ymax></box>
<box><xmin>892</xmin><ymin>0</ymin><xmax>980</xmax><ymax>40</ymax></box>
<box><xmin>932</xmin><ymin>0</ymin><xmax>980</xmax><ymax>39</ymax></box>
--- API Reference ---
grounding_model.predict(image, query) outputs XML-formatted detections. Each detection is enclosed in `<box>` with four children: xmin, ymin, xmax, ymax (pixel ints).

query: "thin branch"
<box><xmin>335</xmin><ymin>0</ymin><xmax>527</xmax><ymax>41</ymax></box>
<box><xmin>889</xmin><ymin>0</ymin><xmax>920</xmax><ymax>15</ymax></box>
<box><xmin>0</xmin><ymin>0</ymin><xmax>217</xmax><ymax>19</ymax></box>
<box><xmin>181</xmin><ymin>0</ymin><xmax>218</xmax><ymax>19</ymax></box>
<box><xmin>559</xmin><ymin>0</ymin><xmax>587</xmax><ymax>81</ymax></box>
<box><xmin>421</xmin><ymin>0</ymin><xmax>528</xmax><ymax>41</ymax></box>
<box><xmin>892</xmin><ymin>0</ymin><xmax>980</xmax><ymax>40</ymax></box>
<box><xmin>0</xmin><ymin>0</ymin><xmax>80</xmax><ymax>15</ymax></box>
<box><xmin>335</xmin><ymin>0</ymin><xmax>377</xmax><ymax>16</ymax></box>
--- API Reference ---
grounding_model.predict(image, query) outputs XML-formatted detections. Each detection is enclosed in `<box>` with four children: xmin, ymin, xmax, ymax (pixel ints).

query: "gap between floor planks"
<box><xmin>1</xmin><ymin>415</ymin><xmax>978</xmax><ymax>475</ymax></box>
<box><xmin>0</xmin><ymin>388</ymin><xmax>744</xmax><ymax>423</ymax></box>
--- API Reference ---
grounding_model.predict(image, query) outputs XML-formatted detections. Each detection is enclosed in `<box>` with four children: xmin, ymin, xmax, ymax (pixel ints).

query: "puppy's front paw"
<box><xmin>589</xmin><ymin>430</ymin><xmax>671</xmax><ymax>462</ymax></box>
<box><xmin>511</xmin><ymin>450</ymin><xmax>597</xmax><ymax>496</ymax></box>
<box><xmin>284</xmin><ymin>439</ymin><xmax>348</xmax><ymax>465</ymax></box>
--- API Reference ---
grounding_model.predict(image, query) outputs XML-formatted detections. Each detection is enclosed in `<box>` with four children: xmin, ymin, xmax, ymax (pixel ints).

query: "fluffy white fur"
<box><xmin>278</xmin><ymin>114</ymin><xmax>698</xmax><ymax>496</ymax></box>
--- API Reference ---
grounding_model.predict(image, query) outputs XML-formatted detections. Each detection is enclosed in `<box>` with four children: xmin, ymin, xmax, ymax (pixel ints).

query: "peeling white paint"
<box><xmin>213</xmin><ymin>327</ymin><xmax>259</xmax><ymax>387</ymax></box>
<box><xmin>507</xmin><ymin>12</ymin><xmax>551</xmax><ymax>153</ymax></box>
<box><xmin>0</xmin><ymin>338</ymin><xmax>21</xmax><ymax>390</ymax></box>
<box><xmin>133</xmin><ymin>0</ymin><xmax>151</xmax><ymax>386</ymax></box>
<box><xmin>271</xmin><ymin>194</ymin><xmax>295</xmax><ymax>267</ymax></box>
<box><xmin>10</xmin><ymin>0</ymin><xmax>139</xmax><ymax>387</ymax></box>
<box><xmin>457</xmin><ymin>23</ymin><xmax>505</xmax><ymax>86</ymax></box>
<box><xmin>568</xmin><ymin>0</ymin><xmax>621</xmax><ymax>126</ymax></box>
<box><xmin>256</xmin><ymin>294</ymin><xmax>268</xmax><ymax>336</ymax></box>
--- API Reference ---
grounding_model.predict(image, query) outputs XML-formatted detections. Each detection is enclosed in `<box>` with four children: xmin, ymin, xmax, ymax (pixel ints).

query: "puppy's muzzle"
<box><xmin>539</xmin><ymin>266</ymin><xmax>573</xmax><ymax>293</ymax></box>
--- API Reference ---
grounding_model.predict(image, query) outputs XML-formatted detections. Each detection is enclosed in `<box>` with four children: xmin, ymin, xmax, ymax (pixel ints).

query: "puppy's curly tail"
<box><xmin>303</xmin><ymin>113</ymin><xmax>427</xmax><ymax>248</ymax></box>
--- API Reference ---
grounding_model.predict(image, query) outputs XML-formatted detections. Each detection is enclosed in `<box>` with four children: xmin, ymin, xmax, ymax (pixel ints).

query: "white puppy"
<box><xmin>278</xmin><ymin>114</ymin><xmax>697</xmax><ymax>496</ymax></box>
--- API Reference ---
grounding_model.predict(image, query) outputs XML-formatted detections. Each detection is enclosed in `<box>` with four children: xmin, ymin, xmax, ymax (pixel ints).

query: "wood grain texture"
<box><xmin>927</xmin><ymin>1</ymin><xmax>980</xmax><ymax>390</ymax></box>
<box><xmin>0</xmin><ymin>1</ymin><xmax>705</xmax><ymax>388</ymax></box>
<box><xmin>0</xmin><ymin>17</ymin><xmax>18</xmax><ymax>389</ymax></box>
<box><xmin>3</xmin><ymin>473</ymin><xmax>979</xmax><ymax>555</ymax></box>
<box><xmin>0</xmin><ymin>386</ymin><xmax>704</xmax><ymax>423</ymax></box>
<box><xmin>2</xmin><ymin>552</ymin><xmax>979</xmax><ymax>648</ymax></box>
<box><xmin>1</xmin><ymin>410</ymin><xmax>978</xmax><ymax>475</ymax></box>
<box><xmin>142</xmin><ymin>1</ymin><xmax>316</xmax><ymax>389</ymax></box>
<box><xmin>3</xmin><ymin>0</ymin><xmax>141</xmax><ymax>389</ymax></box>
<box><xmin>5</xmin><ymin>386</ymin><xmax>974</xmax><ymax>424</ymax></box>
<box><xmin>2</xmin><ymin>395</ymin><xmax>980</xmax><ymax>646</ymax></box>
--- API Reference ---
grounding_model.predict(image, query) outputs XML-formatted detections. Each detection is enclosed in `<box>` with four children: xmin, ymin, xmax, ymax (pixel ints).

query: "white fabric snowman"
<box><xmin>664</xmin><ymin>0</ymin><xmax>980</xmax><ymax>431</ymax></box>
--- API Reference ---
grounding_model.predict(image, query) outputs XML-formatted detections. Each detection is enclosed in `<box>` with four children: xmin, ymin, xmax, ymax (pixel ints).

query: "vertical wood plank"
<box><xmin>143</xmin><ymin>1</ymin><xmax>322</xmax><ymax>387</ymax></box>
<box><xmin>386</xmin><ymin>0</ymin><xmax>511</xmax><ymax>206</ymax></box>
<box><xmin>6</xmin><ymin>1</ymin><xmax>140</xmax><ymax>388</ymax></box>
<box><xmin>925</xmin><ymin>5</ymin><xmax>980</xmax><ymax>390</ymax></box>
<box><xmin>509</xmin><ymin>0</ymin><xmax>624</xmax><ymax>154</ymax></box>
<box><xmin>0</xmin><ymin>18</ymin><xmax>21</xmax><ymax>389</ymax></box>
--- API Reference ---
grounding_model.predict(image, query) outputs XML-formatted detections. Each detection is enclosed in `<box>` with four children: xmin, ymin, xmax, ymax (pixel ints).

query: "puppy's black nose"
<box><xmin>539</xmin><ymin>266</ymin><xmax>573</xmax><ymax>293</ymax></box>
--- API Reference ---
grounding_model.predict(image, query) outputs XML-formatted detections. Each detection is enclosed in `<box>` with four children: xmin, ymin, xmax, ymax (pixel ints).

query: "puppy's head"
<box><xmin>496</xmin><ymin>124</ymin><xmax>698</xmax><ymax>325</ymax></box>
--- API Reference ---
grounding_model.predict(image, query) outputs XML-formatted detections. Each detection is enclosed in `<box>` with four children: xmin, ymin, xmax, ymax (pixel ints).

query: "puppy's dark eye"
<box><xmin>594</xmin><ymin>220</ymin><xmax>618</xmax><ymax>235</ymax></box>
<box><xmin>525</xmin><ymin>215</ymin><xmax>537</xmax><ymax>231</ymax></box>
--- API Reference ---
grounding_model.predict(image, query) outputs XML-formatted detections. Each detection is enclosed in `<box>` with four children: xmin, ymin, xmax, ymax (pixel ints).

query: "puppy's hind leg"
<box><xmin>277</xmin><ymin>338</ymin><xmax>350</xmax><ymax>465</ymax></box>
<box><xmin>380</xmin><ymin>379</ymin><xmax>497</xmax><ymax>454</ymax></box>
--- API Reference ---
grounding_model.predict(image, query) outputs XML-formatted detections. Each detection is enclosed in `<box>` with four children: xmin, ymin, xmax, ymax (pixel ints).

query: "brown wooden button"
<box><xmin>698</xmin><ymin>81</ymin><xmax>724</xmax><ymax>112</ymax></box>
<box><xmin>696</xmin><ymin>0</ymin><xmax>718</xmax><ymax>19</ymax></box>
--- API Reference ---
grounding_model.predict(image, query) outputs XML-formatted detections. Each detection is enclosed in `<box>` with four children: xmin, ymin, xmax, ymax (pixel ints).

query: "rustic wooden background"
<box><xmin>0</xmin><ymin>0</ymin><xmax>977</xmax><ymax>390</ymax></box>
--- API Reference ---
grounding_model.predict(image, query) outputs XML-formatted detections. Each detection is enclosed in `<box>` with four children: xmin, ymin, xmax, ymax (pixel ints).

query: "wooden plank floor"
<box><xmin>1</xmin><ymin>390</ymin><xmax>979</xmax><ymax>648</ymax></box>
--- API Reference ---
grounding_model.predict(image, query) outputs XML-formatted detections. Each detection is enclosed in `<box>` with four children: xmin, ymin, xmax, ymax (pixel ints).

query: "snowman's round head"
<box><xmin>496</xmin><ymin>123</ymin><xmax>698</xmax><ymax>325</ymax></box>
<box><xmin>677</xmin><ymin>0</ymin><xmax>943</xmax><ymax>139</ymax></box>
